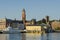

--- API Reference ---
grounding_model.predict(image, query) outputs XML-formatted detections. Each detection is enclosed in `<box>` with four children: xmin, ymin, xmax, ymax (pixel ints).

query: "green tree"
<box><xmin>36</xmin><ymin>20</ymin><xmax>42</xmax><ymax>24</ymax></box>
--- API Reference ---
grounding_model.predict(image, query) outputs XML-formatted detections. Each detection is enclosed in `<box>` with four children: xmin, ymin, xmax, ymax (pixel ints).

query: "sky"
<box><xmin>0</xmin><ymin>0</ymin><xmax>60</xmax><ymax>21</ymax></box>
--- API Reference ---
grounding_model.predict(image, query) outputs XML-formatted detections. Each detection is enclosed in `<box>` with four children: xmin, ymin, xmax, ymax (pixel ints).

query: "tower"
<box><xmin>46</xmin><ymin>16</ymin><xmax>49</xmax><ymax>24</ymax></box>
<box><xmin>22</xmin><ymin>9</ymin><xmax>26</xmax><ymax>25</ymax></box>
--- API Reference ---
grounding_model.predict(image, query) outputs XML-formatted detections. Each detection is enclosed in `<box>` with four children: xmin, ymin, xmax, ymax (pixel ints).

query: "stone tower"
<box><xmin>22</xmin><ymin>9</ymin><xmax>26</xmax><ymax>25</ymax></box>
<box><xmin>46</xmin><ymin>16</ymin><xmax>49</xmax><ymax>24</ymax></box>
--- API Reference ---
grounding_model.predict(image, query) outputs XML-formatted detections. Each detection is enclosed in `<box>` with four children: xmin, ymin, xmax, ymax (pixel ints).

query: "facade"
<box><xmin>26</xmin><ymin>25</ymin><xmax>41</xmax><ymax>32</ymax></box>
<box><xmin>51</xmin><ymin>21</ymin><xmax>60</xmax><ymax>30</ymax></box>
<box><xmin>0</xmin><ymin>18</ymin><xmax>6</xmax><ymax>30</ymax></box>
<box><xmin>25</xmin><ymin>21</ymin><xmax>31</xmax><ymax>25</ymax></box>
<box><xmin>0</xmin><ymin>18</ymin><xmax>24</xmax><ymax>30</ymax></box>
<box><xmin>10</xmin><ymin>20</ymin><xmax>23</xmax><ymax>28</ymax></box>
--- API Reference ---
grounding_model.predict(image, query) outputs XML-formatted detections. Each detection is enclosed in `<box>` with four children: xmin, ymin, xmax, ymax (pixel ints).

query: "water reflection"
<box><xmin>41</xmin><ymin>33</ymin><xmax>60</xmax><ymax>40</ymax></box>
<box><xmin>0</xmin><ymin>33</ymin><xmax>41</xmax><ymax>40</ymax></box>
<box><xmin>41</xmin><ymin>33</ymin><xmax>52</xmax><ymax>40</ymax></box>
<box><xmin>21</xmin><ymin>33</ymin><xmax>26</xmax><ymax>40</ymax></box>
<box><xmin>0</xmin><ymin>33</ymin><xmax>60</xmax><ymax>40</ymax></box>
<box><xmin>8</xmin><ymin>33</ymin><xmax>26</xmax><ymax>40</ymax></box>
<box><xmin>0</xmin><ymin>33</ymin><xmax>26</xmax><ymax>40</ymax></box>
<box><xmin>26</xmin><ymin>33</ymin><xmax>41</xmax><ymax>40</ymax></box>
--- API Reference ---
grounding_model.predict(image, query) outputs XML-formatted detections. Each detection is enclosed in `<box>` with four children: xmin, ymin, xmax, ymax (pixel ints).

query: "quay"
<box><xmin>0</xmin><ymin>30</ymin><xmax>42</xmax><ymax>34</ymax></box>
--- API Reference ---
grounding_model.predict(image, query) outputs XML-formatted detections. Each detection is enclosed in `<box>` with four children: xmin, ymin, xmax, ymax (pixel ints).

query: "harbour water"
<box><xmin>0</xmin><ymin>33</ymin><xmax>60</xmax><ymax>40</ymax></box>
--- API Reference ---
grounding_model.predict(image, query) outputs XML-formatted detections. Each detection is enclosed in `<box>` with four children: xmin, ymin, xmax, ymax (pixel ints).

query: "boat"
<box><xmin>2</xmin><ymin>23</ymin><xmax>27</xmax><ymax>33</ymax></box>
<box><xmin>2</xmin><ymin>26</ymin><xmax>20</xmax><ymax>33</ymax></box>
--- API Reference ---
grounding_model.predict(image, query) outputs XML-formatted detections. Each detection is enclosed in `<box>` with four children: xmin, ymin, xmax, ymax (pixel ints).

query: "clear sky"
<box><xmin>0</xmin><ymin>0</ymin><xmax>60</xmax><ymax>20</ymax></box>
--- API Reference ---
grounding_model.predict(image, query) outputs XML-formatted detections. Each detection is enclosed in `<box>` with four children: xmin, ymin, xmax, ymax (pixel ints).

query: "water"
<box><xmin>0</xmin><ymin>33</ymin><xmax>60</xmax><ymax>40</ymax></box>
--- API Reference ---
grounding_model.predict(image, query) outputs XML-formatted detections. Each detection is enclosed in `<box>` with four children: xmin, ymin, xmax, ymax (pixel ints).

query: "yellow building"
<box><xmin>26</xmin><ymin>25</ymin><xmax>41</xmax><ymax>32</ymax></box>
<box><xmin>51</xmin><ymin>21</ymin><xmax>60</xmax><ymax>30</ymax></box>
<box><xmin>0</xmin><ymin>18</ymin><xmax>6</xmax><ymax>30</ymax></box>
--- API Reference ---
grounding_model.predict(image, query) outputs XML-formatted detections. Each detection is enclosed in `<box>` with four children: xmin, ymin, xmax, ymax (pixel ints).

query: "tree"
<box><xmin>36</xmin><ymin>20</ymin><xmax>42</xmax><ymax>24</ymax></box>
<box><xmin>42</xmin><ymin>18</ymin><xmax>46</xmax><ymax>24</ymax></box>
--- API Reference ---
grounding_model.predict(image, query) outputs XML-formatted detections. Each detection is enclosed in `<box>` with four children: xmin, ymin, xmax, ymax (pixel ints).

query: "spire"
<box><xmin>22</xmin><ymin>8</ymin><xmax>25</xmax><ymax>12</ymax></box>
<box><xmin>22</xmin><ymin>8</ymin><xmax>26</xmax><ymax>20</ymax></box>
<box><xmin>22</xmin><ymin>8</ymin><xmax>26</xmax><ymax>25</ymax></box>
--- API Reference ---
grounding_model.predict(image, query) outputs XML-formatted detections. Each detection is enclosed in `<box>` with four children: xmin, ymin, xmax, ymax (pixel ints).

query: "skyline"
<box><xmin>0</xmin><ymin>0</ymin><xmax>60</xmax><ymax>20</ymax></box>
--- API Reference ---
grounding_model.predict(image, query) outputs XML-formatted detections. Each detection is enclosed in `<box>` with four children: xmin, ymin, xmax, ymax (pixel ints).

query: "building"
<box><xmin>0</xmin><ymin>18</ymin><xmax>6</xmax><ymax>30</ymax></box>
<box><xmin>26</xmin><ymin>25</ymin><xmax>41</xmax><ymax>32</ymax></box>
<box><xmin>46</xmin><ymin>16</ymin><xmax>49</xmax><ymax>24</ymax></box>
<box><xmin>0</xmin><ymin>9</ymin><xmax>37</xmax><ymax>30</ymax></box>
<box><xmin>22</xmin><ymin>8</ymin><xmax>26</xmax><ymax>25</ymax></box>
<box><xmin>51</xmin><ymin>20</ymin><xmax>60</xmax><ymax>30</ymax></box>
<box><xmin>0</xmin><ymin>9</ymin><xmax>49</xmax><ymax>32</ymax></box>
<box><xmin>21</xmin><ymin>9</ymin><xmax>42</xmax><ymax>32</ymax></box>
<box><xmin>0</xmin><ymin>18</ymin><xmax>24</xmax><ymax>30</ymax></box>
<box><xmin>22</xmin><ymin>9</ymin><xmax>36</xmax><ymax>26</ymax></box>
